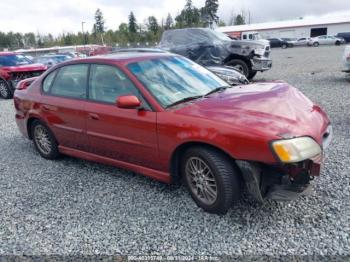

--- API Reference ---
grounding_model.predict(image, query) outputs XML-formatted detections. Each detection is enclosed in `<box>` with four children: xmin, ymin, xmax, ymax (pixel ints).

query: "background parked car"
<box><xmin>0</xmin><ymin>52</ymin><xmax>46</xmax><ymax>99</ymax></box>
<box><xmin>281</xmin><ymin>38</ymin><xmax>296</xmax><ymax>47</ymax></box>
<box><xmin>309</xmin><ymin>35</ymin><xmax>344</xmax><ymax>47</ymax></box>
<box><xmin>342</xmin><ymin>45</ymin><xmax>350</xmax><ymax>73</ymax></box>
<box><xmin>336</xmin><ymin>32</ymin><xmax>350</xmax><ymax>43</ymax></box>
<box><xmin>267</xmin><ymin>38</ymin><xmax>291</xmax><ymax>48</ymax></box>
<box><xmin>33</xmin><ymin>54</ymin><xmax>72</xmax><ymax>68</ymax></box>
<box><xmin>282</xmin><ymin>37</ymin><xmax>311</xmax><ymax>47</ymax></box>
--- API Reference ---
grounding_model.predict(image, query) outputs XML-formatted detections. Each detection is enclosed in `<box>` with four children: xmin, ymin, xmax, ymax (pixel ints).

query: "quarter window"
<box><xmin>89</xmin><ymin>64</ymin><xmax>138</xmax><ymax>103</ymax></box>
<box><xmin>50</xmin><ymin>64</ymin><xmax>88</xmax><ymax>98</ymax></box>
<box><xmin>42</xmin><ymin>71</ymin><xmax>57</xmax><ymax>93</ymax></box>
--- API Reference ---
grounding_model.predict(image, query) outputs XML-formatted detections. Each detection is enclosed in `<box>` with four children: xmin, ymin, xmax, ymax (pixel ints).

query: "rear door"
<box><xmin>40</xmin><ymin>64</ymin><xmax>89</xmax><ymax>151</ymax></box>
<box><xmin>84</xmin><ymin>64</ymin><xmax>159</xmax><ymax>170</ymax></box>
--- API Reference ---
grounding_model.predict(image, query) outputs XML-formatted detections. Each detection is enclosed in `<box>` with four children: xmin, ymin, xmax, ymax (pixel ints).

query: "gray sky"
<box><xmin>0</xmin><ymin>0</ymin><xmax>349</xmax><ymax>35</ymax></box>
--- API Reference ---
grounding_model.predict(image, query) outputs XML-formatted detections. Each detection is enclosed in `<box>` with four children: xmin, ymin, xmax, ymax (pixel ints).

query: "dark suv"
<box><xmin>336</xmin><ymin>32</ymin><xmax>350</xmax><ymax>43</ymax></box>
<box><xmin>268</xmin><ymin>38</ymin><xmax>291</xmax><ymax>48</ymax></box>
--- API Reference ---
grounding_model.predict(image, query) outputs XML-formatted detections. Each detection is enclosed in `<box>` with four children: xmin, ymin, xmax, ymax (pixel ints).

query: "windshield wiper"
<box><xmin>204</xmin><ymin>86</ymin><xmax>231</xmax><ymax>97</ymax></box>
<box><xmin>166</xmin><ymin>95</ymin><xmax>203</xmax><ymax>108</ymax></box>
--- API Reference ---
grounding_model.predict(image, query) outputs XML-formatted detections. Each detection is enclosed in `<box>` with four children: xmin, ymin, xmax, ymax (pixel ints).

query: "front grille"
<box><xmin>10</xmin><ymin>70</ymin><xmax>45</xmax><ymax>82</ymax></box>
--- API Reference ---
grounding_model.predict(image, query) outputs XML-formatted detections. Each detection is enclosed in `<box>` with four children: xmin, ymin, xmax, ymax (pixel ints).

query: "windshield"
<box><xmin>0</xmin><ymin>54</ymin><xmax>33</xmax><ymax>66</ymax></box>
<box><xmin>252</xmin><ymin>33</ymin><xmax>262</xmax><ymax>40</ymax></box>
<box><xmin>207</xmin><ymin>30</ymin><xmax>232</xmax><ymax>42</ymax></box>
<box><xmin>128</xmin><ymin>56</ymin><xmax>228</xmax><ymax>108</ymax></box>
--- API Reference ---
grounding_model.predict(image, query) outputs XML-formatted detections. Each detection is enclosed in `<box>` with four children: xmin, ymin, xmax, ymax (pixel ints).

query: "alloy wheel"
<box><xmin>0</xmin><ymin>81</ymin><xmax>9</xmax><ymax>98</ymax></box>
<box><xmin>34</xmin><ymin>125</ymin><xmax>52</xmax><ymax>155</ymax></box>
<box><xmin>185</xmin><ymin>157</ymin><xmax>218</xmax><ymax>205</ymax></box>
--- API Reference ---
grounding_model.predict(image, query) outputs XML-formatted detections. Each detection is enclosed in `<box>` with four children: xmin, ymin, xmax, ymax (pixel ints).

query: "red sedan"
<box><xmin>14</xmin><ymin>52</ymin><xmax>332</xmax><ymax>214</ymax></box>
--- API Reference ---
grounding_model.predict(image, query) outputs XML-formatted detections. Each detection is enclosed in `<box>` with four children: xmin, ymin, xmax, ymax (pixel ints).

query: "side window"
<box><xmin>243</xmin><ymin>35</ymin><xmax>247</xmax><ymax>39</ymax></box>
<box><xmin>248</xmin><ymin>34</ymin><xmax>253</xmax><ymax>40</ymax></box>
<box><xmin>89</xmin><ymin>64</ymin><xmax>139</xmax><ymax>104</ymax></box>
<box><xmin>50</xmin><ymin>64</ymin><xmax>88</xmax><ymax>99</ymax></box>
<box><xmin>42</xmin><ymin>71</ymin><xmax>57</xmax><ymax>93</ymax></box>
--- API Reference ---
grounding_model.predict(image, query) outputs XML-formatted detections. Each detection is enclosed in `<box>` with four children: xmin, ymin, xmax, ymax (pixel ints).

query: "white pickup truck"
<box><xmin>343</xmin><ymin>45</ymin><xmax>350</xmax><ymax>73</ymax></box>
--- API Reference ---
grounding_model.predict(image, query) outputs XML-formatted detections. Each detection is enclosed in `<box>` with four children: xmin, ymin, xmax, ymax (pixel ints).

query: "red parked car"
<box><xmin>14</xmin><ymin>52</ymin><xmax>332</xmax><ymax>214</ymax></box>
<box><xmin>0</xmin><ymin>52</ymin><xmax>47</xmax><ymax>99</ymax></box>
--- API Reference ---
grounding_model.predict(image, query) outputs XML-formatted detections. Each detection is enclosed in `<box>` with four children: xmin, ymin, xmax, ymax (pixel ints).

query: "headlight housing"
<box><xmin>254</xmin><ymin>48</ymin><xmax>266</xmax><ymax>56</ymax></box>
<box><xmin>271</xmin><ymin>137</ymin><xmax>322</xmax><ymax>163</ymax></box>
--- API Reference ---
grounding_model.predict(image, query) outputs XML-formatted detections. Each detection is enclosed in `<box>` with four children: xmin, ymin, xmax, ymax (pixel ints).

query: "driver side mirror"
<box><xmin>116</xmin><ymin>95</ymin><xmax>141</xmax><ymax>109</ymax></box>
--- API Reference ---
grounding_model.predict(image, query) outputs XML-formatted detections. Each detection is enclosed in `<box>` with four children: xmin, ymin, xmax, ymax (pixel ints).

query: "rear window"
<box><xmin>50</xmin><ymin>64</ymin><xmax>89</xmax><ymax>99</ymax></box>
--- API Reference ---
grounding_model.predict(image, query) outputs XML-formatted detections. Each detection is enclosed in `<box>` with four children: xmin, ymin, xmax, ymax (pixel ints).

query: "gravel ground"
<box><xmin>0</xmin><ymin>45</ymin><xmax>349</xmax><ymax>257</ymax></box>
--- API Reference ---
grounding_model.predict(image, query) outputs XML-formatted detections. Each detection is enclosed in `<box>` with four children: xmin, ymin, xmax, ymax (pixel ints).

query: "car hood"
<box><xmin>0</xmin><ymin>63</ymin><xmax>47</xmax><ymax>72</ymax></box>
<box><xmin>173</xmin><ymin>82</ymin><xmax>330</xmax><ymax>144</ymax></box>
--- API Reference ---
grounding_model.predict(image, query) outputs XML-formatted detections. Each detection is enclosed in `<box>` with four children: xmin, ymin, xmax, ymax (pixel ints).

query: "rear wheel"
<box><xmin>31</xmin><ymin>120</ymin><xmax>60</xmax><ymax>159</ymax></box>
<box><xmin>281</xmin><ymin>44</ymin><xmax>287</xmax><ymax>49</ymax></box>
<box><xmin>335</xmin><ymin>41</ymin><xmax>341</xmax><ymax>46</ymax></box>
<box><xmin>227</xmin><ymin>59</ymin><xmax>250</xmax><ymax>79</ymax></box>
<box><xmin>313</xmin><ymin>42</ymin><xmax>319</xmax><ymax>47</ymax></box>
<box><xmin>0</xmin><ymin>79</ymin><xmax>12</xmax><ymax>99</ymax></box>
<box><xmin>182</xmin><ymin>146</ymin><xmax>241</xmax><ymax>214</ymax></box>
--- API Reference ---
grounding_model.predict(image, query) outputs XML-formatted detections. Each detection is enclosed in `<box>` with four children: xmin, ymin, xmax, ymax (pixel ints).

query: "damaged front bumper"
<box><xmin>251</xmin><ymin>57</ymin><xmax>272</xmax><ymax>72</ymax></box>
<box><xmin>236</xmin><ymin>156</ymin><xmax>322</xmax><ymax>202</ymax></box>
<box><xmin>236</xmin><ymin>125</ymin><xmax>332</xmax><ymax>202</ymax></box>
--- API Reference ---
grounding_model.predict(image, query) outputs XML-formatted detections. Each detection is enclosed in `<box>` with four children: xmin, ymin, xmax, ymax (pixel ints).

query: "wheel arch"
<box><xmin>169</xmin><ymin>141</ymin><xmax>238</xmax><ymax>184</ymax></box>
<box><xmin>223</xmin><ymin>53</ymin><xmax>252</xmax><ymax>68</ymax></box>
<box><xmin>26</xmin><ymin>116</ymin><xmax>48</xmax><ymax>140</ymax></box>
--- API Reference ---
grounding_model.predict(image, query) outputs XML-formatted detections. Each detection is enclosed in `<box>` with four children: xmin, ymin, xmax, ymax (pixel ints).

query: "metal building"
<box><xmin>217</xmin><ymin>15</ymin><xmax>350</xmax><ymax>39</ymax></box>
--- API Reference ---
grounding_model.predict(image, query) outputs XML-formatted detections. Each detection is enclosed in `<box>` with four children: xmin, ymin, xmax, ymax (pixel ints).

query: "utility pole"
<box><xmin>82</xmin><ymin>21</ymin><xmax>86</xmax><ymax>45</ymax></box>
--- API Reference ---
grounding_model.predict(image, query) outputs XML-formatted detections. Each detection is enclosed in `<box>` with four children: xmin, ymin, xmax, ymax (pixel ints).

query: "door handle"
<box><xmin>89</xmin><ymin>113</ymin><xmax>100</xmax><ymax>120</ymax></box>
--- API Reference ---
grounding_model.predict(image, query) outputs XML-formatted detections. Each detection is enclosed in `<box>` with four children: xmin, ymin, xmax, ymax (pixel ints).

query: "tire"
<box><xmin>335</xmin><ymin>41</ymin><xmax>341</xmax><ymax>46</ymax></box>
<box><xmin>182</xmin><ymin>146</ymin><xmax>241</xmax><ymax>214</ymax></box>
<box><xmin>31</xmin><ymin>120</ymin><xmax>60</xmax><ymax>159</ymax></box>
<box><xmin>0</xmin><ymin>79</ymin><xmax>13</xmax><ymax>99</ymax></box>
<box><xmin>226</xmin><ymin>59</ymin><xmax>250</xmax><ymax>78</ymax></box>
<box><xmin>247</xmin><ymin>71</ymin><xmax>257</xmax><ymax>80</ymax></box>
<box><xmin>313</xmin><ymin>42</ymin><xmax>319</xmax><ymax>47</ymax></box>
<box><xmin>281</xmin><ymin>44</ymin><xmax>287</xmax><ymax>49</ymax></box>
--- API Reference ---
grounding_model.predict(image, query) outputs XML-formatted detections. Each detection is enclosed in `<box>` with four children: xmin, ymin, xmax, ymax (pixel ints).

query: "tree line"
<box><xmin>0</xmin><ymin>0</ymin><xmax>248</xmax><ymax>50</ymax></box>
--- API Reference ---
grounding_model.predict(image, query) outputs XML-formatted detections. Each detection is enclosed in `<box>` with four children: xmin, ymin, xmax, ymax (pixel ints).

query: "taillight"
<box><xmin>16</xmin><ymin>77</ymin><xmax>37</xmax><ymax>90</ymax></box>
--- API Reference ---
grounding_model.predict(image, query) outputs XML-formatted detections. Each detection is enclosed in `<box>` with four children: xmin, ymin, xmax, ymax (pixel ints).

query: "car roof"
<box><xmin>0</xmin><ymin>52</ymin><xmax>16</xmax><ymax>56</ymax></box>
<box><xmin>74</xmin><ymin>52</ymin><xmax>175</xmax><ymax>63</ymax></box>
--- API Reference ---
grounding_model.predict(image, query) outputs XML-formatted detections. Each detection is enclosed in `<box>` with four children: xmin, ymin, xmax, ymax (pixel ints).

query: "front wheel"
<box><xmin>31</xmin><ymin>120</ymin><xmax>60</xmax><ymax>159</ymax></box>
<box><xmin>281</xmin><ymin>44</ymin><xmax>287</xmax><ymax>49</ymax></box>
<box><xmin>248</xmin><ymin>71</ymin><xmax>257</xmax><ymax>80</ymax></box>
<box><xmin>226</xmin><ymin>59</ymin><xmax>250</xmax><ymax>79</ymax></box>
<box><xmin>182</xmin><ymin>147</ymin><xmax>241</xmax><ymax>214</ymax></box>
<box><xmin>0</xmin><ymin>79</ymin><xmax>12</xmax><ymax>99</ymax></box>
<box><xmin>313</xmin><ymin>42</ymin><xmax>319</xmax><ymax>47</ymax></box>
<box><xmin>335</xmin><ymin>41</ymin><xmax>341</xmax><ymax>46</ymax></box>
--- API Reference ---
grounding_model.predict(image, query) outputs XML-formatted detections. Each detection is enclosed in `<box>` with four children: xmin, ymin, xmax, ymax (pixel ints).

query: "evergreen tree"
<box><xmin>94</xmin><ymin>9</ymin><xmax>105</xmax><ymax>33</ymax></box>
<box><xmin>175</xmin><ymin>0</ymin><xmax>202</xmax><ymax>28</ymax></box>
<box><xmin>147</xmin><ymin>16</ymin><xmax>159</xmax><ymax>35</ymax></box>
<box><xmin>165</xmin><ymin>13</ymin><xmax>174</xmax><ymax>30</ymax></box>
<box><xmin>202</xmin><ymin>0</ymin><xmax>219</xmax><ymax>28</ymax></box>
<box><xmin>234</xmin><ymin>14</ymin><xmax>245</xmax><ymax>25</ymax></box>
<box><xmin>128</xmin><ymin>12</ymin><xmax>137</xmax><ymax>34</ymax></box>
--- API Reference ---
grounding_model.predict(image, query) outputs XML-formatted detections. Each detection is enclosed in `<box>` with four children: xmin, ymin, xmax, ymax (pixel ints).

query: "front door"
<box><xmin>85</xmin><ymin>64</ymin><xmax>159</xmax><ymax>170</ymax></box>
